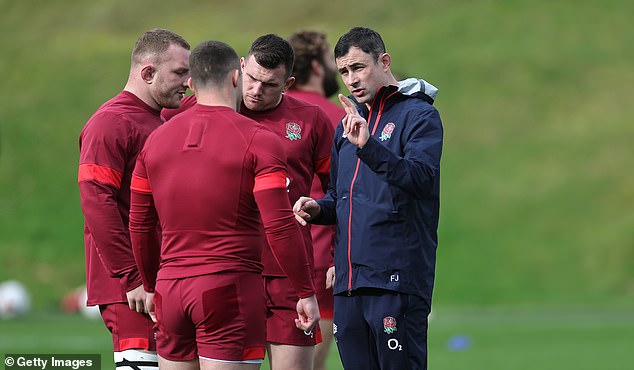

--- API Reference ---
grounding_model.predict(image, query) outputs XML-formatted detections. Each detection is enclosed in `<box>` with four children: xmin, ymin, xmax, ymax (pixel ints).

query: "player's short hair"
<box><xmin>131</xmin><ymin>28</ymin><xmax>190</xmax><ymax>65</ymax></box>
<box><xmin>334</xmin><ymin>27</ymin><xmax>386</xmax><ymax>62</ymax></box>
<box><xmin>288</xmin><ymin>30</ymin><xmax>330</xmax><ymax>86</ymax></box>
<box><xmin>248</xmin><ymin>34</ymin><xmax>294</xmax><ymax>79</ymax></box>
<box><xmin>189</xmin><ymin>40</ymin><xmax>240</xmax><ymax>87</ymax></box>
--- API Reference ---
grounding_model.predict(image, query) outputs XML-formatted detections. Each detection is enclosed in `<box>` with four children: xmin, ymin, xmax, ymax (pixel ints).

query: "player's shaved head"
<box><xmin>131</xmin><ymin>28</ymin><xmax>190</xmax><ymax>65</ymax></box>
<box><xmin>248</xmin><ymin>34</ymin><xmax>294</xmax><ymax>79</ymax></box>
<box><xmin>190</xmin><ymin>40</ymin><xmax>240</xmax><ymax>88</ymax></box>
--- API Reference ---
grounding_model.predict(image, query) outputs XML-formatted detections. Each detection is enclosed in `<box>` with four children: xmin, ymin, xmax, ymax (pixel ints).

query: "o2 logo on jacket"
<box><xmin>379</xmin><ymin>122</ymin><xmax>395</xmax><ymax>141</ymax></box>
<box><xmin>285</xmin><ymin>122</ymin><xmax>302</xmax><ymax>141</ymax></box>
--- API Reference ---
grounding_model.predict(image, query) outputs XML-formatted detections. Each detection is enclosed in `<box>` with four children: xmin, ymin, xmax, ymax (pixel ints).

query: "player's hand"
<box><xmin>338</xmin><ymin>94</ymin><xmax>369</xmax><ymax>148</ymax></box>
<box><xmin>145</xmin><ymin>292</ymin><xmax>156</xmax><ymax>323</ymax></box>
<box><xmin>295</xmin><ymin>295</ymin><xmax>320</xmax><ymax>332</ymax></box>
<box><xmin>126</xmin><ymin>284</ymin><xmax>147</xmax><ymax>313</ymax></box>
<box><xmin>293</xmin><ymin>196</ymin><xmax>321</xmax><ymax>226</ymax></box>
<box><xmin>325</xmin><ymin>266</ymin><xmax>336</xmax><ymax>289</ymax></box>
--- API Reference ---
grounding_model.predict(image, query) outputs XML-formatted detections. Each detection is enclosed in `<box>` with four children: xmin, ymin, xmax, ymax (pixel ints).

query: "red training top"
<box><xmin>285</xmin><ymin>90</ymin><xmax>344</xmax><ymax>270</ymax></box>
<box><xmin>78</xmin><ymin>91</ymin><xmax>162</xmax><ymax>306</ymax></box>
<box><xmin>129</xmin><ymin>104</ymin><xmax>315</xmax><ymax>298</ymax></box>
<box><xmin>240</xmin><ymin>94</ymin><xmax>334</xmax><ymax>277</ymax></box>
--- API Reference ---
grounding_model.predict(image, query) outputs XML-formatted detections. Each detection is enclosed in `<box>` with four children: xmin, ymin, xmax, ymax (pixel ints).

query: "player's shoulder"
<box><xmin>282</xmin><ymin>95</ymin><xmax>331</xmax><ymax>124</ymax></box>
<box><xmin>85</xmin><ymin>92</ymin><xmax>152</xmax><ymax>129</ymax></box>
<box><xmin>282</xmin><ymin>94</ymin><xmax>323</xmax><ymax>112</ymax></box>
<box><xmin>82</xmin><ymin>106</ymin><xmax>131</xmax><ymax>139</ymax></box>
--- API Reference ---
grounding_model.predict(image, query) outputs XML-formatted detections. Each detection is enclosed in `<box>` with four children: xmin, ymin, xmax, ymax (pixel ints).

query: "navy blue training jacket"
<box><xmin>315</xmin><ymin>78</ymin><xmax>443</xmax><ymax>305</ymax></box>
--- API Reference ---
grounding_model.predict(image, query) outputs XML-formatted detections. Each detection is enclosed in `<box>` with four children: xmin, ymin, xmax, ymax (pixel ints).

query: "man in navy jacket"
<box><xmin>294</xmin><ymin>27</ymin><xmax>443</xmax><ymax>370</ymax></box>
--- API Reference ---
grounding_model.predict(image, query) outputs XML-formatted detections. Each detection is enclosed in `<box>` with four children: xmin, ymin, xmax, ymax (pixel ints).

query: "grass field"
<box><xmin>2</xmin><ymin>307</ymin><xmax>632</xmax><ymax>370</ymax></box>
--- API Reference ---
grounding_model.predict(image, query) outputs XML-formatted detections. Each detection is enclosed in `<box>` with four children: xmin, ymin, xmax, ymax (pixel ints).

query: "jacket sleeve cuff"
<box><xmin>297</xmin><ymin>289</ymin><xmax>316</xmax><ymax>299</ymax></box>
<box><xmin>120</xmin><ymin>269</ymin><xmax>143</xmax><ymax>292</ymax></box>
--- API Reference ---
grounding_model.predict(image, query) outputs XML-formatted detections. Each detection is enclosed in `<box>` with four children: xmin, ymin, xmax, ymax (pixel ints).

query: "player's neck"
<box><xmin>293</xmin><ymin>75</ymin><xmax>325</xmax><ymax>96</ymax></box>
<box><xmin>195</xmin><ymin>89</ymin><xmax>238</xmax><ymax>111</ymax></box>
<box><xmin>123</xmin><ymin>84</ymin><xmax>160</xmax><ymax>111</ymax></box>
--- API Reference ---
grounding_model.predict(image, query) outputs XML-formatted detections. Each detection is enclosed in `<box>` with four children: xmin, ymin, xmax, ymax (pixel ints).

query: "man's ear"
<box><xmin>240</xmin><ymin>57</ymin><xmax>246</xmax><ymax>72</ymax></box>
<box><xmin>187</xmin><ymin>77</ymin><xmax>194</xmax><ymax>91</ymax></box>
<box><xmin>380</xmin><ymin>53</ymin><xmax>392</xmax><ymax>72</ymax></box>
<box><xmin>141</xmin><ymin>64</ymin><xmax>156</xmax><ymax>83</ymax></box>
<box><xmin>283</xmin><ymin>76</ymin><xmax>295</xmax><ymax>92</ymax></box>
<box><xmin>311</xmin><ymin>59</ymin><xmax>324</xmax><ymax>77</ymax></box>
<box><xmin>231</xmin><ymin>69</ymin><xmax>240</xmax><ymax>88</ymax></box>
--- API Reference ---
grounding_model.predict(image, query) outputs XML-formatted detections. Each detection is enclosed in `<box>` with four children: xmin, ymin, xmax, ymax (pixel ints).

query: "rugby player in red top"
<box><xmin>128</xmin><ymin>40</ymin><xmax>319</xmax><ymax>370</ymax></box>
<box><xmin>239</xmin><ymin>34</ymin><xmax>335</xmax><ymax>370</ymax></box>
<box><xmin>286</xmin><ymin>30</ymin><xmax>344</xmax><ymax>370</ymax></box>
<box><xmin>78</xmin><ymin>28</ymin><xmax>190</xmax><ymax>370</ymax></box>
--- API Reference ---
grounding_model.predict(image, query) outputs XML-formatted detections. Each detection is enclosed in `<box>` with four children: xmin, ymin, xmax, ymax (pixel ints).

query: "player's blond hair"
<box><xmin>131</xmin><ymin>28</ymin><xmax>190</xmax><ymax>65</ymax></box>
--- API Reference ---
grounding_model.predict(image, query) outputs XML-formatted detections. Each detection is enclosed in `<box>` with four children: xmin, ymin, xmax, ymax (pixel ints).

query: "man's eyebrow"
<box><xmin>246</xmin><ymin>72</ymin><xmax>279</xmax><ymax>86</ymax></box>
<box><xmin>339</xmin><ymin>62</ymin><xmax>365</xmax><ymax>72</ymax></box>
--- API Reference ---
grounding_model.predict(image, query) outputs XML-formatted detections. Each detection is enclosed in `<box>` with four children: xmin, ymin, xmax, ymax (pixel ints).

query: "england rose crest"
<box><xmin>379</xmin><ymin>122</ymin><xmax>395</xmax><ymax>141</ymax></box>
<box><xmin>285</xmin><ymin>122</ymin><xmax>302</xmax><ymax>141</ymax></box>
<box><xmin>383</xmin><ymin>316</ymin><xmax>397</xmax><ymax>334</ymax></box>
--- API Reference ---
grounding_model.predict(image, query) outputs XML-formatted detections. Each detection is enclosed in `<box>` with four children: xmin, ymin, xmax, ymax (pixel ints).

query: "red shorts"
<box><xmin>99</xmin><ymin>303</ymin><xmax>156</xmax><ymax>351</ymax></box>
<box><xmin>264</xmin><ymin>276</ymin><xmax>321</xmax><ymax>346</ymax></box>
<box><xmin>154</xmin><ymin>272</ymin><xmax>265</xmax><ymax>362</ymax></box>
<box><xmin>314</xmin><ymin>267</ymin><xmax>334</xmax><ymax>320</ymax></box>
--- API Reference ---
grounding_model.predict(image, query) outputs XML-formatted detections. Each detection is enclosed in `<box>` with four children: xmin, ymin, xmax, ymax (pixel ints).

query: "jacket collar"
<box><xmin>348</xmin><ymin>78</ymin><xmax>439</xmax><ymax>117</ymax></box>
<box><xmin>349</xmin><ymin>84</ymin><xmax>399</xmax><ymax>118</ymax></box>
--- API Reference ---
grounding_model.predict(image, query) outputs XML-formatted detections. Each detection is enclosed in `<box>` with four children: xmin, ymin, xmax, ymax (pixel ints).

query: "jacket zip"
<box><xmin>346</xmin><ymin>88</ymin><xmax>398</xmax><ymax>294</ymax></box>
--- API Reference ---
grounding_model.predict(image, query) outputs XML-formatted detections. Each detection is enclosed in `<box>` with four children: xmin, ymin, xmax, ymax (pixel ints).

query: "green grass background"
<box><xmin>1</xmin><ymin>0</ymin><xmax>632</xmax><ymax>368</ymax></box>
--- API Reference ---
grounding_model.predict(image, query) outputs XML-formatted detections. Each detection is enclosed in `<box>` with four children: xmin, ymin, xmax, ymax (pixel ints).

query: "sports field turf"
<box><xmin>2</xmin><ymin>307</ymin><xmax>631</xmax><ymax>370</ymax></box>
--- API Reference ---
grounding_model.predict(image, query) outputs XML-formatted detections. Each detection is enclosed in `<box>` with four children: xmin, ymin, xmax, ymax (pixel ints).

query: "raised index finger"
<box><xmin>338</xmin><ymin>94</ymin><xmax>356</xmax><ymax>115</ymax></box>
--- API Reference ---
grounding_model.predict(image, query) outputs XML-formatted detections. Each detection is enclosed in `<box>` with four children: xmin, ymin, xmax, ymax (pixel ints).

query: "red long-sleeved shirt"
<box><xmin>240</xmin><ymin>95</ymin><xmax>334</xmax><ymax>276</ymax></box>
<box><xmin>129</xmin><ymin>104</ymin><xmax>315</xmax><ymax>298</ymax></box>
<box><xmin>285</xmin><ymin>90</ymin><xmax>344</xmax><ymax>270</ymax></box>
<box><xmin>162</xmin><ymin>94</ymin><xmax>334</xmax><ymax>276</ymax></box>
<box><xmin>78</xmin><ymin>91</ymin><xmax>162</xmax><ymax>305</ymax></box>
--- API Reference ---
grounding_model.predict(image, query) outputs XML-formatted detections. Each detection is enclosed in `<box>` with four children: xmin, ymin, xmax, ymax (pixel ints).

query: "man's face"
<box><xmin>321</xmin><ymin>48</ymin><xmax>340</xmax><ymax>98</ymax></box>
<box><xmin>241</xmin><ymin>54</ymin><xmax>292</xmax><ymax>111</ymax></box>
<box><xmin>150</xmin><ymin>44</ymin><xmax>190</xmax><ymax>109</ymax></box>
<box><xmin>336</xmin><ymin>46</ymin><xmax>388</xmax><ymax>105</ymax></box>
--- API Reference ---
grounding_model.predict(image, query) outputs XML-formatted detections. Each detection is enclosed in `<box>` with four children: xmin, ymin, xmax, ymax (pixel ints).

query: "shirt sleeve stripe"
<box><xmin>78</xmin><ymin>163</ymin><xmax>122</xmax><ymax>188</ymax></box>
<box><xmin>130</xmin><ymin>174</ymin><xmax>152</xmax><ymax>194</ymax></box>
<box><xmin>254</xmin><ymin>171</ymin><xmax>287</xmax><ymax>192</ymax></box>
<box><xmin>315</xmin><ymin>156</ymin><xmax>330</xmax><ymax>175</ymax></box>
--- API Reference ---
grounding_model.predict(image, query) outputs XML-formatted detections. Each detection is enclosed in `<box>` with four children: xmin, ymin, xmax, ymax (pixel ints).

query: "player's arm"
<box><xmin>78</xmin><ymin>114</ymin><xmax>141</xmax><ymax>292</ymax></box>
<box><xmin>356</xmin><ymin>107</ymin><xmax>443</xmax><ymax>198</ymax></box>
<box><xmin>254</xmin><ymin>171</ymin><xmax>320</xmax><ymax>331</ymax></box>
<box><xmin>254</xmin><ymin>171</ymin><xmax>315</xmax><ymax>298</ymax></box>
<box><xmin>128</xmin><ymin>151</ymin><xmax>160</xmax><ymax>293</ymax></box>
<box><xmin>251</xmin><ymin>128</ymin><xmax>319</xmax><ymax>331</ymax></box>
<box><xmin>250</xmin><ymin>129</ymin><xmax>315</xmax><ymax>297</ymax></box>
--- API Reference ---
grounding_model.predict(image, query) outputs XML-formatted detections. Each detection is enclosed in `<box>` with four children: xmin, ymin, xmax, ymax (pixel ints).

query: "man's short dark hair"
<box><xmin>248</xmin><ymin>34</ymin><xmax>294</xmax><ymax>79</ymax></box>
<box><xmin>132</xmin><ymin>28</ymin><xmax>190</xmax><ymax>65</ymax></box>
<box><xmin>334</xmin><ymin>27</ymin><xmax>386</xmax><ymax>62</ymax></box>
<box><xmin>288</xmin><ymin>30</ymin><xmax>329</xmax><ymax>85</ymax></box>
<box><xmin>190</xmin><ymin>40</ymin><xmax>239</xmax><ymax>87</ymax></box>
